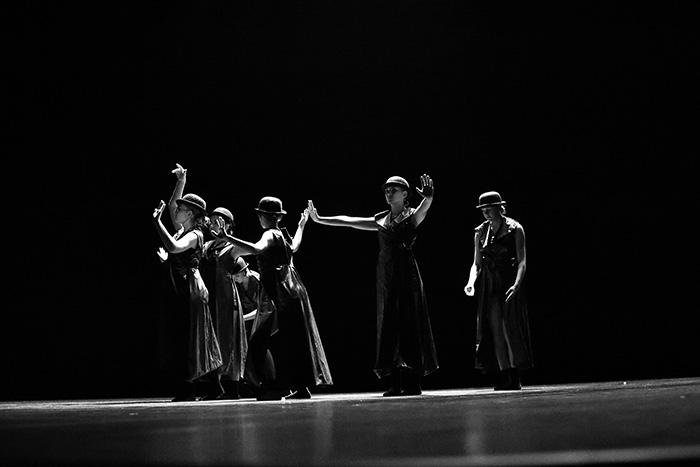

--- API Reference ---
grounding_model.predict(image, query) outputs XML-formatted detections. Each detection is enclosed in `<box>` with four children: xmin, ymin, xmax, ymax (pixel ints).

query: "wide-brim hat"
<box><xmin>176</xmin><ymin>193</ymin><xmax>207</xmax><ymax>213</ymax></box>
<box><xmin>254</xmin><ymin>196</ymin><xmax>287</xmax><ymax>215</ymax></box>
<box><xmin>210</xmin><ymin>207</ymin><xmax>235</xmax><ymax>226</ymax></box>
<box><xmin>230</xmin><ymin>257</ymin><xmax>249</xmax><ymax>275</ymax></box>
<box><xmin>476</xmin><ymin>191</ymin><xmax>506</xmax><ymax>209</ymax></box>
<box><xmin>381</xmin><ymin>176</ymin><xmax>412</xmax><ymax>197</ymax></box>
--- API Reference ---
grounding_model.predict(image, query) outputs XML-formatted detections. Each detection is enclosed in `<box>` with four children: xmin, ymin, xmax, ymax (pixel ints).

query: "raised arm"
<box><xmin>307</xmin><ymin>200</ymin><xmax>378</xmax><ymax>231</ymax></box>
<box><xmin>412</xmin><ymin>174</ymin><xmax>434</xmax><ymax>227</ymax></box>
<box><xmin>167</xmin><ymin>163</ymin><xmax>187</xmax><ymax>230</ymax></box>
<box><xmin>291</xmin><ymin>208</ymin><xmax>310</xmax><ymax>253</ymax></box>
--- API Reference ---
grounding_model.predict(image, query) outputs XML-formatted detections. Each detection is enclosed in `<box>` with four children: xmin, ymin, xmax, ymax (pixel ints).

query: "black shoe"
<box><xmin>286</xmin><ymin>388</ymin><xmax>312</xmax><ymax>399</ymax></box>
<box><xmin>171</xmin><ymin>381</ymin><xmax>197</xmax><ymax>402</ymax></box>
<box><xmin>383</xmin><ymin>387</ymin><xmax>402</xmax><ymax>397</ymax></box>
<box><xmin>257</xmin><ymin>390</ymin><xmax>283</xmax><ymax>401</ymax></box>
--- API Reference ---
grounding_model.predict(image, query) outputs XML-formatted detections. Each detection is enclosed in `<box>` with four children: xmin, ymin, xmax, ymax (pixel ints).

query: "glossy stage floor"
<box><xmin>1</xmin><ymin>378</ymin><xmax>699</xmax><ymax>467</ymax></box>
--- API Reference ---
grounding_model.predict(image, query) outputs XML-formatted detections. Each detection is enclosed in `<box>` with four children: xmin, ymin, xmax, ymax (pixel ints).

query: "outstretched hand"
<box><xmin>171</xmin><ymin>163</ymin><xmax>187</xmax><ymax>180</ymax></box>
<box><xmin>307</xmin><ymin>200</ymin><xmax>320</xmax><ymax>222</ymax></box>
<box><xmin>152</xmin><ymin>200</ymin><xmax>166</xmax><ymax>224</ymax></box>
<box><xmin>416</xmin><ymin>174</ymin><xmax>434</xmax><ymax>199</ymax></box>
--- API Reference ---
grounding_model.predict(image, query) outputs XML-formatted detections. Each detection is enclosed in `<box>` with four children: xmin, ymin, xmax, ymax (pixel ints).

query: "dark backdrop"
<box><xmin>5</xmin><ymin>2</ymin><xmax>697</xmax><ymax>400</ymax></box>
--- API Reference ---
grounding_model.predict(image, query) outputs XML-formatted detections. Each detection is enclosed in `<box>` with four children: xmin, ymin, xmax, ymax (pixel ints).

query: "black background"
<box><xmin>5</xmin><ymin>2</ymin><xmax>697</xmax><ymax>400</ymax></box>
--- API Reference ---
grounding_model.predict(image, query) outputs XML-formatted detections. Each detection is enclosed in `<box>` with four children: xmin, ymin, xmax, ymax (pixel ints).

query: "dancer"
<box><xmin>213</xmin><ymin>197</ymin><xmax>332</xmax><ymax>400</ymax></box>
<box><xmin>308</xmin><ymin>174</ymin><xmax>438</xmax><ymax>396</ymax></box>
<box><xmin>229</xmin><ymin>256</ymin><xmax>276</xmax><ymax>398</ymax></box>
<box><xmin>464</xmin><ymin>191</ymin><xmax>533</xmax><ymax>390</ymax></box>
<box><xmin>152</xmin><ymin>164</ymin><xmax>222</xmax><ymax>401</ymax></box>
<box><xmin>200</xmin><ymin>207</ymin><xmax>248</xmax><ymax>400</ymax></box>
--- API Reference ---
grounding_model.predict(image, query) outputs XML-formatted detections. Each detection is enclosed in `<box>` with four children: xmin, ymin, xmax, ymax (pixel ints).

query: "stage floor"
<box><xmin>1</xmin><ymin>378</ymin><xmax>699</xmax><ymax>466</ymax></box>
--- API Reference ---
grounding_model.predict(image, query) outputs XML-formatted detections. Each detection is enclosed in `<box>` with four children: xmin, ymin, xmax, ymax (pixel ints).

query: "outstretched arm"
<box><xmin>413</xmin><ymin>174</ymin><xmax>434</xmax><ymax>227</ymax></box>
<box><xmin>307</xmin><ymin>200</ymin><xmax>378</xmax><ymax>231</ymax></box>
<box><xmin>167</xmin><ymin>163</ymin><xmax>187</xmax><ymax>230</ymax></box>
<box><xmin>212</xmin><ymin>217</ymin><xmax>274</xmax><ymax>256</ymax></box>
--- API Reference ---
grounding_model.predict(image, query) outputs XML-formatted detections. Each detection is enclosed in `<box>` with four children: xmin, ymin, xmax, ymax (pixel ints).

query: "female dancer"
<box><xmin>213</xmin><ymin>196</ymin><xmax>332</xmax><ymax>400</ymax></box>
<box><xmin>200</xmin><ymin>206</ymin><xmax>248</xmax><ymax>400</ymax></box>
<box><xmin>308</xmin><ymin>174</ymin><xmax>438</xmax><ymax>396</ymax></box>
<box><xmin>152</xmin><ymin>164</ymin><xmax>222</xmax><ymax>401</ymax></box>
<box><xmin>464</xmin><ymin>191</ymin><xmax>533</xmax><ymax>390</ymax></box>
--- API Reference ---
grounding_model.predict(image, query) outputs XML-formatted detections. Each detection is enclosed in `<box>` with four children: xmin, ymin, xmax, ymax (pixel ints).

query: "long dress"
<box><xmin>200</xmin><ymin>241</ymin><xmax>247</xmax><ymax>382</ymax></box>
<box><xmin>474</xmin><ymin>217</ymin><xmax>533</xmax><ymax>373</ymax></box>
<box><xmin>159</xmin><ymin>227</ymin><xmax>223</xmax><ymax>381</ymax></box>
<box><xmin>248</xmin><ymin>227</ymin><xmax>332</xmax><ymax>391</ymax></box>
<box><xmin>374</xmin><ymin>209</ymin><xmax>438</xmax><ymax>378</ymax></box>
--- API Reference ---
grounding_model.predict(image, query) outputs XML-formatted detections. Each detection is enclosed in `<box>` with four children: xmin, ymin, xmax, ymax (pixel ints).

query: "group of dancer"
<box><xmin>152</xmin><ymin>164</ymin><xmax>533</xmax><ymax>401</ymax></box>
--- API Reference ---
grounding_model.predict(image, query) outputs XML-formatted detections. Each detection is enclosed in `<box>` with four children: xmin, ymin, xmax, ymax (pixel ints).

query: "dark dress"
<box><xmin>159</xmin><ymin>228</ymin><xmax>223</xmax><ymax>381</ymax></box>
<box><xmin>374</xmin><ymin>209</ymin><xmax>438</xmax><ymax>378</ymax></box>
<box><xmin>248</xmin><ymin>228</ymin><xmax>332</xmax><ymax>391</ymax></box>
<box><xmin>201</xmin><ymin>242</ymin><xmax>247</xmax><ymax>381</ymax></box>
<box><xmin>474</xmin><ymin>217</ymin><xmax>533</xmax><ymax>373</ymax></box>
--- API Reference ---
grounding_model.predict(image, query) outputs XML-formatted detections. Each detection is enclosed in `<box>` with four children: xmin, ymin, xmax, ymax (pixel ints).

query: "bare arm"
<box><xmin>212</xmin><ymin>217</ymin><xmax>275</xmax><ymax>256</ymax></box>
<box><xmin>464</xmin><ymin>231</ymin><xmax>482</xmax><ymax>296</ymax></box>
<box><xmin>505</xmin><ymin>224</ymin><xmax>527</xmax><ymax>303</ymax></box>
<box><xmin>292</xmin><ymin>208</ymin><xmax>310</xmax><ymax>253</ymax></box>
<box><xmin>307</xmin><ymin>200</ymin><xmax>378</xmax><ymax>231</ymax></box>
<box><xmin>153</xmin><ymin>200</ymin><xmax>199</xmax><ymax>254</ymax></box>
<box><xmin>412</xmin><ymin>174</ymin><xmax>434</xmax><ymax>227</ymax></box>
<box><xmin>167</xmin><ymin>164</ymin><xmax>187</xmax><ymax>230</ymax></box>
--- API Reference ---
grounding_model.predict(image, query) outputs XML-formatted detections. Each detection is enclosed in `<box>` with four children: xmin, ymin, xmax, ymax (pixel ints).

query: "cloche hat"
<box><xmin>476</xmin><ymin>191</ymin><xmax>506</xmax><ymax>209</ymax></box>
<box><xmin>176</xmin><ymin>193</ymin><xmax>207</xmax><ymax>213</ymax></box>
<box><xmin>254</xmin><ymin>196</ymin><xmax>287</xmax><ymax>215</ymax></box>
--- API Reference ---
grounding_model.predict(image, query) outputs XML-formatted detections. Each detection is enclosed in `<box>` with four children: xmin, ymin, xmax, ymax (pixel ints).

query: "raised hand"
<box><xmin>307</xmin><ymin>200</ymin><xmax>320</xmax><ymax>222</ymax></box>
<box><xmin>152</xmin><ymin>200</ymin><xmax>166</xmax><ymax>224</ymax></box>
<box><xmin>210</xmin><ymin>216</ymin><xmax>227</xmax><ymax>239</ymax></box>
<box><xmin>299</xmin><ymin>207</ymin><xmax>310</xmax><ymax>228</ymax></box>
<box><xmin>171</xmin><ymin>163</ymin><xmax>187</xmax><ymax>180</ymax></box>
<box><xmin>416</xmin><ymin>174</ymin><xmax>434</xmax><ymax>199</ymax></box>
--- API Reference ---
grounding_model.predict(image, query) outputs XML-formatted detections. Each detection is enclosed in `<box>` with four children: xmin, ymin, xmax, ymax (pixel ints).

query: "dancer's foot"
<box><xmin>401</xmin><ymin>387</ymin><xmax>422</xmax><ymax>396</ymax></box>
<box><xmin>494</xmin><ymin>381</ymin><xmax>521</xmax><ymax>391</ymax></box>
<box><xmin>200</xmin><ymin>381</ymin><xmax>225</xmax><ymax>401</ymax></box>
<box><xmin>383</xmin><ymin>387</ymin><xmax>402</xmax><ymax>397</ymax></box>
<box><xmin>256</xmin><ymin>390</ymin><xmax>283</xmax><ymax>401</ymax></box>
<box><xmin>171</xmin><ymin>382</ymin><xmax>197</xmax><ymax>402</ymax></box>
<box><xmin>171</xmin><ymin>394</ymin><xmax>197</xmax><ymax>402</ymax></box>
<box><xmin>286</xmin><ymin>388</ymin><xmax>311</xmax><ymax>399</ymax></box>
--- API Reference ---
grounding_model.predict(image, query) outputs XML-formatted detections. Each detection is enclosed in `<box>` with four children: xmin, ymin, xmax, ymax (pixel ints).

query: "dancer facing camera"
<box><xmin>464</xmin><ymin>191</ymin><xmax>532</xmax><ymax>390</ymax></box>
<box><xmin>308</xmin><ymin>174</ymin><xmax>438</xmax><ymax>397</ymax></box>
<box><xmin>212</xmin><ymin>196</ymin><xmax>332</xmax><ymax>400</ymax></box>
<box><xmin>200</xmin><ymin>206</ymin><xmax>249</xmax><ymax>400</ymax></box>
<box><xmin>152</xmin><ymin>164</ymin><xmax>222</xmax><ymax>401</ymax></box>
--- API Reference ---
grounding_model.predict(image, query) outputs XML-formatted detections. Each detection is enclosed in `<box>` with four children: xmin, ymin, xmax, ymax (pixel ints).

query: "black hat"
<box><xmin>476</xmin><ymin>191</ymin><xmax>506</xmax><ymax>209</ymax></box>
<box><xmin>211</xmin><ymin>207</ymin><xmax>235</xmax><ymax>226</ymax></box>
<box><xmin>176</xmin><ymin>193</ymin><xmax>207</xmax><ymax>213</ymax></box>
<box><xmin>254</xmin><ymin>196</ymin><xmax>287</xmax><ymax>215</ymax></box>
<box><xmin>382</xmin><ymin>176</ymin><xmax>410</xmax><ymax>191</ymax></box>
<box><xmin>230</xmin><ymin>257</ymin><xmax>249</xmax><ymax>275</ymax></box>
